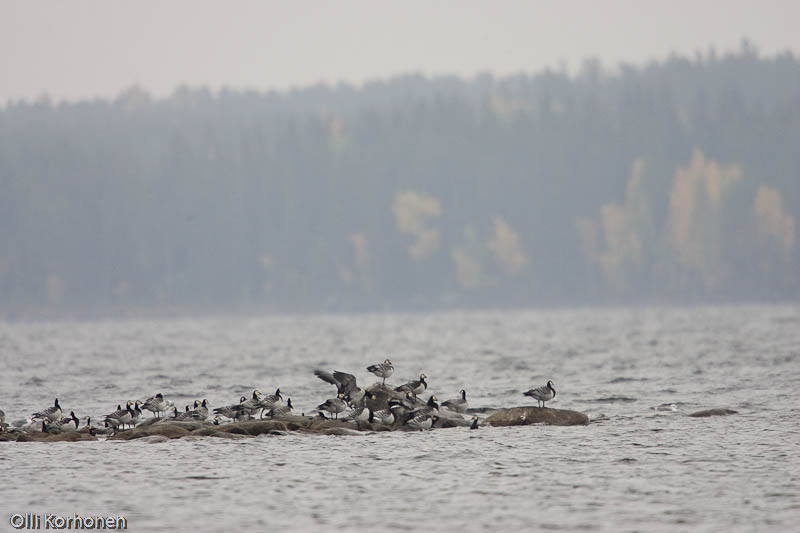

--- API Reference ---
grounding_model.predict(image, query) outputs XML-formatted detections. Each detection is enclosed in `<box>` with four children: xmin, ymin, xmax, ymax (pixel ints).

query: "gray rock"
<box><xmin>109</xmin><ymin>422</ymin><xmax>192</xmax><ymax>440</ymax></box>
<box><xmin>688</xmin><ymin>408</ymin><xmax>738</xmax><ymax>417</ymax></box>
<box><xmin>485</xmin><ymin>407</ymin><xmax>589</xmax><ymax>427</ymax></box>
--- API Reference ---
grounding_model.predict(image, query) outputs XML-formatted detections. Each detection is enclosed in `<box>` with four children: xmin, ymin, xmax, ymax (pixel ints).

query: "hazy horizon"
<box><xmin>2</xmin><ymin>1</ymin><xmax>800</xmax><ymax>104</ymax></box>
<box><xmin>2</xmin><ymin>46</ymin><xmax>798</xmax><ymax>318</ymax></box>
<box><xmin>1</xmin><ymin>3</ymin><xmax>798</xmax><ymax>318</ymax></box>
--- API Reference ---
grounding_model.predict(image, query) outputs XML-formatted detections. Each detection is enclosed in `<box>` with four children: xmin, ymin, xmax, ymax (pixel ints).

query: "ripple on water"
<box><xmin>1</xmin><ymin>306</ymin><xmax>799</xmax><ymax>531</ymax></box>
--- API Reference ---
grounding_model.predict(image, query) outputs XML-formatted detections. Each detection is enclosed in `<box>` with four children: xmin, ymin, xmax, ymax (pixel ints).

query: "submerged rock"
<box><xmin>222</xmin><ymin>419</ymin><xmax>290</xmax><ymax>436</ymax></box>
<box><xmin>484</xmin><ymin>407</ymin><xmax>589</xmax><ymax>427</ymax></box>
<box><xmin>688</xmin><ymin>408</ymin><xmax>738</xmax><ymax>417</ymax></box>
<box><xmin>136</xmin><ymin>435</ymin><xmax>170</xmax><ymax>444</ymax></box>
<box><xmin>0</xmin><ymin>431</ymin><xmax>98</xmax><ymax>442</ymax></box>
<box><xmin>319</xmin><ymin>427</ymin><xmax>363</xmax><ymax>436</ymax></box>
<box><xmin>109</xmin><ymin>422</ymin><xmax>191</xmax><ymax>441</ymax></box>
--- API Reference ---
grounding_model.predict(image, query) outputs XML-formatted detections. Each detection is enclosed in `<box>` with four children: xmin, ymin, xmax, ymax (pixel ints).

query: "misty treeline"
<box><xmin>1</xmin><ymin>45</ymin><xmax>798</xmax><ymax>316</ymax></box>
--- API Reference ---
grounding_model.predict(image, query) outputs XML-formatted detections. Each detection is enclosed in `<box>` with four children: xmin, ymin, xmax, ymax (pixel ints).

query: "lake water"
<box><xmin>1</xmin><ymin>306</ymin><xmax>799</xmax><ymax>531</ymax></box>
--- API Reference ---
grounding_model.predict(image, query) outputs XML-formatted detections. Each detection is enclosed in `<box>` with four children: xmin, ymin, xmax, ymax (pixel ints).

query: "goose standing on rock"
<box><xmin>523</xmin><ymin>380</ymin><xmax>556</xmax><ymax>408</ymax></box>
<box><xmin>264</xmin><ymin>398</ymin><xmax>293</xmax><ymax>418</ymax></box>
<box><xmin>370</xmin><ymin>408</ymin><xmax>396</xmax><ymax>426</ymax></box>
<box><xmin>130</xmin><ymin>400</ymin><xmax>143</xmax><ymax>426</ymax></box>
<box><xmin>412</xmin><ymin>395</ymin><xmax>439</xmax><ymax>418</ymax></box>
<box><xmin>344</xmin><ymin>394</ymin><xmax>377</xmax><ymax>424</ymax></box>
<box><xmin>258</xmin><ymin>389</ymin><xmax>283</xmax><ymax>417</ymax></box>
<box><xmin>367</xmin><ymin>359</ymin><xmax>394</xmax><ymax>384</ymax></box>
<box><xmin>142</xmin><ymin>393</ymin><xmax>167</xmax><ymax>418</ymax></box>
<box><xmin>44</xmin><ymin>411</ymin><xmax>80</xmax><ymax>433</ymax></box>
<box><xmin>214</xmin><ymin>396</ymin><xmax>250</xmax><ymax>421</ymax></box>
<box><xmin>240</xmin><ymin>390</ymin><xmax>263</xmax><ymax>416</ymax></box>
<box><xmin>33</xmin><ymin>398</ymin><xmax>62</xmax><ymax>422</ymax></box>
<box><xmin>442</xmin><ymin>389</ymin><xmax>468</xmax><ymax>413</ymax></box>
<box><xmin>195</xmin><ymin>399</ymin><xmax>209</xmax><ymax>420</ymax></box>
<box><xmin>88</xmin><ymin>420</ymin><xmax>113</xmax><ymax>437</ymax></box>
<box><xmin>105</xmin><ymin>401</ymin><xmax>134</xmax><ymax>430</ymax></box>
<box><xmin>317</xmin><ymin>394</ymin><xmax>348</xmax><ymax>419</ymax></box>
<box><xmin>395</xmin><ymin>374</ymin><xmax>428</xmax><ymax>395</ymax></box>
<box><xmin>406</xmin><ymin>413</ymin><xmax>438</xmax><ymax>430</ymax></box>
<box><xmin>176</xmin><ymin>402</ymin><xmax>204</xmax><ymax>421</ymax></box>
<box><xmin>388</xmin><ymin>391</ymin><xmax>417</xmax><ymax>419</ymax></box>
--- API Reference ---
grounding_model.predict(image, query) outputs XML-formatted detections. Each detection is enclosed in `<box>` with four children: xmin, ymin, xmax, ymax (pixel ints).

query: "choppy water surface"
<box><xmin>2</xmin><ymin>306</ymin><xmax>799</xmax><ymax>531</ymax></box>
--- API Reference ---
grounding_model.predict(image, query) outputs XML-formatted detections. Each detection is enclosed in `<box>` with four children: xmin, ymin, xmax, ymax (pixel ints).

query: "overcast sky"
<box><xmin>1</xmin><ymin>0</ymin><xmax>798</xmax><ymax>104</ymax></box>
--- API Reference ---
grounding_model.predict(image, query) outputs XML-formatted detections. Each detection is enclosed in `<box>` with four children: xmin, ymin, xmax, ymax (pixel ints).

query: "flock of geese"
<box><xmin>0</xmin><ymin>358</ymin><xmax>556</xmax><ymax>436</ymax></box>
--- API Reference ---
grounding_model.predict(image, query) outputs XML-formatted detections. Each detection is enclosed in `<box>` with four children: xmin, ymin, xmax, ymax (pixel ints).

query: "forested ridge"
<box><xmin>1</xmin><ymin>45</ymin><xmax>798</xmax><ymax>316</ymax></box>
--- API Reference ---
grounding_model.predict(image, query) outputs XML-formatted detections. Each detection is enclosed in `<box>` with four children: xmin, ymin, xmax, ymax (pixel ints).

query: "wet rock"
<box><xmin>320</xmin><ymin>427</ymin><xmax>363</xmax><ymax>436</ymax></box>
<box><xmin>109</xmin><ymin>422</ymin><xmax>192</xmax><ymax>441</ymax></box>
<box><xmin>206</xmin><ymin>419</ymin><xmax>294</xmax><ymax>436</ymax></box>
<box><xmin>190</xmin><ymin>427</ymin><xmax>251</xmax><ymax>439</ymax></box>
<box><xmin>192</xmin><ymin>427</ymin><xmax>226</xmax><ymax>437</ymax></box>
<box><xmin>688</xmin><ymin>408</ymin><xmax>738</xmax><ymax>417</ymax></box>
<box><xmin>485</xmin><ymin>407</ymin><xmax>589</xmax><ymax>427</ymax></box>
<box><xmin>433</xmin><ymin>416</ymin><xmax>468</xmax><ymax>429</ymax></box>
<box><xmin>5</xmin><ymin>430</ymin><xmax>96</xmax><ymax>442</ymax></box>
<box><xmin>43</xmin><ymin>432</ymin><xmax>97</xmax><ymax>442</ymax></box>
<box><xmin>153</xmin><ymin>419</ymin><xmax>210</xmax><ymax>431</ymax></box>
<box><xmin>137</xmin><ymin>435</ymin><xmax>170</xmax><ymax>444</ymax></box>
<box><xmin>231</xmin><ymin>420</ymin><xmax>290</xmax><ymax>436</ymax></box>
<box><xmin>134</xmin><ymin>418</ymin><xmax>162</xmax><ymax>428</ymax></box>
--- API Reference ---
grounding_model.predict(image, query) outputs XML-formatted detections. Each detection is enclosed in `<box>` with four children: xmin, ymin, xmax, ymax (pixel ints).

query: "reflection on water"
<box><xmin>2</xmin><ymin>306</ymin><xmax>799</xmax><ymax>531</ymax></box>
